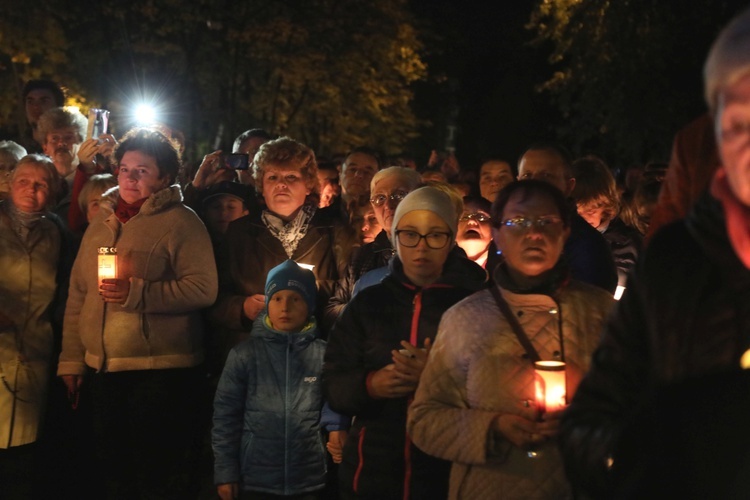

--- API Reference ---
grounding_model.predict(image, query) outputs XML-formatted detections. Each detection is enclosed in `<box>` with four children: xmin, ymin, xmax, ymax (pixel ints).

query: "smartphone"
<box><xmin>87</xmin><ymin>109</ymin><xmax>109</xmax><ymax>142</ymax></box>
<box><xmin>222</xmin><ymin>153</ymin><xmax>250</xmax><ymax>170</ymax></box>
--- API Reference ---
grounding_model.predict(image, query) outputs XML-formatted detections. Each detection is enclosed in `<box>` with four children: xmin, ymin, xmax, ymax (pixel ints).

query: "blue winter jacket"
<box><xmin>212</xmin><ymin>314</ymin><xmax>347</xmax><ymax>495</ymax></box>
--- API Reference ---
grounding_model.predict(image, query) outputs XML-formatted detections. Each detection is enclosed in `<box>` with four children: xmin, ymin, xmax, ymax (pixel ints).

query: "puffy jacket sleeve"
<box><xmin>323</xmin><ymin>298</ymin><xmax>380</xmax><ymax>416</ymax></box>
<box><xmin>407</xmin><ymin>304</ymin><xmax>507</xmax><ymax>465</ymax></box>
<box><xmin>212</xmin><ymin>345</ymin><xmax>250</xmax><ymax>485</ymax></box>
<box><xmin>123</xmin><ymin>210</ymin><xmax>218</xmax><ymax>313</ymax></box>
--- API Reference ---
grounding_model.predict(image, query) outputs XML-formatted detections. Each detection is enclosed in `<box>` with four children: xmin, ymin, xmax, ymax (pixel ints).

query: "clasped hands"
<box><xmin>493</xmin><ymin>407</ymin><xmax>563</xmax><ymax>449</ymax></box>
<box><xmin>368</xmin><ymin>339</ymin><xmax>432</xmax><ymax>399</ymax></box>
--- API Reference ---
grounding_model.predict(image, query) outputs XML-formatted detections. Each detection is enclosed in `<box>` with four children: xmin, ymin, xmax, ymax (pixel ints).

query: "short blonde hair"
<box><xmin>78</xmin><ymin>174</ymin><xmax>117</xmax><ymax>214</ymax></box>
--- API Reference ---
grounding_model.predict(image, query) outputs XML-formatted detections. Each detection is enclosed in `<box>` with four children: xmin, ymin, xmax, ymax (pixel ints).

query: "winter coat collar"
<box><xmin>101</xmin><ymin>185</ymin><xmax>183</xmax><ymax>218</ymax></box>
<box><xmin>386</xmin><ymin>245</ymin><xmax>487</xmax><ymax>291</ymax></box>
<box><xmin>252</xmin><ymin>312</ymin><xmax>318</xmax><ymax>349</ymax></box>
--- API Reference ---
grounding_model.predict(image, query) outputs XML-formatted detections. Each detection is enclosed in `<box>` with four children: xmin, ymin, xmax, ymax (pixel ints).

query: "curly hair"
<box><xmin>114</xmin><ymin>128</ymin><xmax>182</xmax><ymax>184</ymax></box>
<box><xmin>253</xmin><ymin>136</ymin><xmax>319</xmax><ymax>201</ymax></box>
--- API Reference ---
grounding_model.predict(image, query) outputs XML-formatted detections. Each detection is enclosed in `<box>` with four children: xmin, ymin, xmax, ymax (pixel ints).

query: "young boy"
<box><xmin>212</xmin><ymin>260</ymin><xmax>347</xmax><ymax>499</ymax></box>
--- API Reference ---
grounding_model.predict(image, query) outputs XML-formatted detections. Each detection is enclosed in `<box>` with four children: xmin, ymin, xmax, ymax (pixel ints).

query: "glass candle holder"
<box><xmin>534</xmin><ymin>360</ymin><xmax>566</xmax><ymax>413</ymax></box>
<box><xmin>97</xmin><ymin>247</ymin><xmax>117</xmax><ymax>286</ymax></box>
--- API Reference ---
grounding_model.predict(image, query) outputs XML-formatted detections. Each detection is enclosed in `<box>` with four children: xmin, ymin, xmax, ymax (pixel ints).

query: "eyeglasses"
<box><xmin>500</xmin><ymin>216</ymin><xmax>563</xmax><ymax>231</ymax></box>
<box><xmin>395</xmin><ymin>230</ymin><xmax>451</xmax><ymax>249</ymax></box>
<box><xmin>459</xmin><ymin>212</ymin><xmax>491</xmax><ymax>223</ymax></box>
<box><xmin>370</xmin><ymin>191</ymin><xmax>408</xmax><ymax>207</ymax></box>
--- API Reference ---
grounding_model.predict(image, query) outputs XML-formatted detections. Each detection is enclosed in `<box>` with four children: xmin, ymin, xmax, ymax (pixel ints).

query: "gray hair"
<box><xmin>704</xmin><ymin>7</ymin><xmax>750</xmax><ymax>114</ymax></box>
<box><xmin>370</xmin><ymin>166</ymin><xmax>422</xmax><ymax>193</ymax></box>
<box><xmin>0</xmin><ymin>141</ymin><xmax>27</xmax><ymax>163</ymax></box>
<box><xmin>36</xmin><ymin>107</ymin><xmax>87</xmax><ymax>144</ymax></box>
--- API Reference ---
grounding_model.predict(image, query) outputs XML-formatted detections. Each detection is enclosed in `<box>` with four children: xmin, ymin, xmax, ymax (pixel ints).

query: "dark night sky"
<box><xmin>409</xmin><ymin>0</ymin><xmax>559</xmax><ymax>169</ymax></box>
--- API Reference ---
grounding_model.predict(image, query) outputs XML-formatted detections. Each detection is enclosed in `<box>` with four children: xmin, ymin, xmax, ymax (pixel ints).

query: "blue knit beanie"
<box><xmin>265</xmin><ymin>260</ymin><xmax>317</xmax><ymax>314</ymax></box>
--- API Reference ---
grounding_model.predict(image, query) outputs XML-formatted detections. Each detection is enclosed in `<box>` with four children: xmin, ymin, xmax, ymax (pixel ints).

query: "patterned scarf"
<box><xmin>710</xmin><ymin>167</ymin><xmax>750</xmax><ymax>269</ymax></box>
<box><xmin>115</xmin><ymin>197</ymin><xmax>147</xmax><ymax>224</ymax></box>
<box><xmin>6</xmin><ymin>200</ymin><xmax>44</xmax><ymax>246</ymax></box>
<box><xmin>262</xmin><ymin>204</ymin><xmax>316</xmax><ymax>258</ymax></box>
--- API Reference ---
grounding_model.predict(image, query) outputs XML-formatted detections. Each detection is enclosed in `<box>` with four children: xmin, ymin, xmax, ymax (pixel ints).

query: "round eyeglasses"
<box><xmin>459</xmin><ymin>212</ymin><xmax>491</xmax><ymax>223</ymax></box>
<box><xmin>394</xmin><ymin>230</ymin><xmax>452</xmax><ymax>249</ymax></box>
<box><xmin>501</xmin><ymin>216</ymin><xmax>563</xmax><ymax>231</ymax></box>
<box><xmin>370</xmin><ymin>191</ymin><xmax>408</xmax><ymax>207</ymax></box>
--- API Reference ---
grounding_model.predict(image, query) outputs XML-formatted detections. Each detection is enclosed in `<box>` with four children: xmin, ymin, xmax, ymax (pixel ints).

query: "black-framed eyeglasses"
<box><xmin>459</xmin><ymin>212</ymin><xmax>491</xmax><ymax>223</ymax></box>
<box><xmin>370</xmin><ymin>191</ymin><xmax>408</xmax><ymax>207</ymax></box>
<box><xmin>395</xmin><ymin>230</ymin><xmax>452</xmax><ymax>249</ymax></box>
<box><xmin>501</xmin><ymin>216</ymin><xmax>563</xmax><ymax>231</ymax></box>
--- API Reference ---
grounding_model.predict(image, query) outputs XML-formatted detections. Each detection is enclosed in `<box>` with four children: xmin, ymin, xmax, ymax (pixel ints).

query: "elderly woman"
<box><xmin>57</xmin><ymin>128</ymin><xmax>218</xmax><ymax>498</ymax></box>
<box><xmin>210</xmin><ymin>136</ymin><xmax>354</xmax><ymax>348</ymax></box>
<box><xmin>324</xmin><ymin>167</ymin><xmax>422</xmax><ymax>324</ymax></box>
<box><xmin>561</xmin><ymin>8</ymin><xmax>750</xmax><ymax>498</ymax></box>
<box><xmin>0</xmin><ymin>155</ymin><xmax>62</xmax><ymax>497</ymax></box>
<box><xmin>407</xmin><ymin>181</ymin><xmax>614</xmax><ymax>499</ymax></box>
<box><xmin>323</xmin><ymin>186</ymin><xmax>487</xmax><ymax>499</ymax></box>
<box><xmin>0</xmin><ymin>141</ymin><xmax>28</xmax><ymax>199</ymax></box>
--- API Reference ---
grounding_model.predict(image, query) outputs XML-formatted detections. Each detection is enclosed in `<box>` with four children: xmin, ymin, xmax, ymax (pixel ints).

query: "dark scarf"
<box><xmin>115</xmin><ymin>197</ymin><xmax>147</xmax><ymax>224</ymax></box>
<box><xmin>493</xmin><ymin>259</ymin><xmax>570</xmax><ymax>296</ymax></box>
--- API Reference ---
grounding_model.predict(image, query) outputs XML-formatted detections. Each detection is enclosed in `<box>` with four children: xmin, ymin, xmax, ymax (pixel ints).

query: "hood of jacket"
<box><xmin>101</xmin><ymin>184</ymin><xmax>183</xmax><ymax>218</ymax></box>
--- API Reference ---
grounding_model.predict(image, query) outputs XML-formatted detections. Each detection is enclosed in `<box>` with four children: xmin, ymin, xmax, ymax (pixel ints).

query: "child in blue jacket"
<box><xmin>213</xmin><ymin>260</ymin><xmax>348</xmax><ymax>499</ymax></box>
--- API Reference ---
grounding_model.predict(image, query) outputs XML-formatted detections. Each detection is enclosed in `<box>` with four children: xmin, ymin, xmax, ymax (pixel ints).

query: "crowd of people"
<box><xmin>2</xmin><ymin>5</ymin><xmax>750</xmax><ymax>500</ymax></box>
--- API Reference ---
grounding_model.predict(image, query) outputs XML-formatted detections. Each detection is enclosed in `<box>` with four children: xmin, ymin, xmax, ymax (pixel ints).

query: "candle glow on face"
<box><xmin>534</xmin><ymin>360</ymin><xmax>566</xmax><ymax>413</ymax></box>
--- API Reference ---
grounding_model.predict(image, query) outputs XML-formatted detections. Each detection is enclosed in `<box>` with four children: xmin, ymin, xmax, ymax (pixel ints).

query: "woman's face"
<box><xmin>262</xmin><ymin>165</ymin><xmax>310</xmax><ymax>217</ymax></box>
<box><xmin>395</xmin><ymin>210</ymin><xmax>453</xmax><ymax>287</ymax></box>
<box><xmin>117</xmin><ymin>150</ymin><xmax>169</xmax><ymax>204</ymax></box>
<box><xmin>717</xmin><ymin>72</ymin><xmax>750</xmax><ymax>206</ymax></box>
<box><xmin>455</xmin><ymin>202</ymin><xmax>492</xmax><ymax>259</ymax></box>
<box><xmin>493</xmin><ymin>190</ymin><xmax>569</xmax><ymax>281</ymax></box>
<box><xmin>11</xmin><ymin>163</ymin><xmax>52</xmax><ymax>213</ymax></box>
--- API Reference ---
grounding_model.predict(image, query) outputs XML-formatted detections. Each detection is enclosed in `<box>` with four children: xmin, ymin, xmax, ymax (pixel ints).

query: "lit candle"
<box><xmin>534</xmin><ymin>360</ymin><xmax>566</xmax><ymax>413</ymax></box>
<box><xmin>98</xmin><ymin>247</ymin><xmax>118</xmax><ymax>286</ymax></box>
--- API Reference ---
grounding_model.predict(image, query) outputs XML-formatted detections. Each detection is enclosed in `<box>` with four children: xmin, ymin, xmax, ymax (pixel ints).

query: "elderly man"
<box><xmin>560</xmin><ymin>7</ymin><xmax>750</xmax><ymax>498</ymax></box>
<box><xmin>517</xmin><ymin>143</ymin><xmax>618</xmax><ymax>293</ymax></box>
<box><xmin>334</xmin><ymin>146</ymin><xmax>381</xmax><ymax>221</ymax></box>
<box><xmin>37</xmin><ymin>107</ymin><xmax>114</xmax><ymax>227</ymax></box>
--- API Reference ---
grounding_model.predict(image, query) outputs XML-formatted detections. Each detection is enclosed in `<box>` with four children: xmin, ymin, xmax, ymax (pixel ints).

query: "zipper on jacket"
<box><xmin>353</xmin><ymin>426</ymin><xmax>367</xmax><ymax>493</ymax></box>
<box><xmin>284</xmin><ymin>338</ymin><xmax>291</xmax><ymax>495</ymax></box>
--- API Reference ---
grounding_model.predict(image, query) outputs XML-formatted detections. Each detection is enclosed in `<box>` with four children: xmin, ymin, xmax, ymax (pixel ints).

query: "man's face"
<box><xmin>716</xmin><ymin>72</ymin><xmax>750</xmax><ymax>206</ymax></box>
<box><xmin>342</xmin><ymin>152</ymin><xmax>378</xmax><ymax>198</ymax></box>
<box><xmin>479</xmin><ymin>160</ymin><xmax>514</xmax><ymax>203</ymax></box>
<box><xmin>25</xmin><ymin>89</ymin><xmax>57</xmax><ymax>126</ymax></box>
<box><xmin>43</xmin><ymin>127</ymin><xmax>81</xmax><ymax>175</ymax></box>
<box><xmin>518</xmin><ymin>150</ymin><xmax>574</xmax><ymax>196</ymax></box>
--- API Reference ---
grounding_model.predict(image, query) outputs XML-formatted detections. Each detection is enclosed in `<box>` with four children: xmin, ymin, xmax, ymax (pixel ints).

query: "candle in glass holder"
<box><xmin>534</xmin><ymin>360</ymin><xmax>566</xmax><ymax>413</ymax></box>
<box><xmin>98</xmin><ymin>247</ymin><xmax>117</xmax><ymax>286</ymax></box>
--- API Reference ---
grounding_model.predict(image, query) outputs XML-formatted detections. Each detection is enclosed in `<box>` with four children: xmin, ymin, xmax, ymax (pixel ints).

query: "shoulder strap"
<box><xmin>488</xmin><ymin>285</ymin><xmax>541</xmax><ymax>363</ymax></box>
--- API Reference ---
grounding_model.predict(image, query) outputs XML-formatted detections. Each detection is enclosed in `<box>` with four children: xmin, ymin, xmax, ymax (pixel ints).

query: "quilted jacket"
<box><xmin>407</xmin><ymin>274</ymin><xmax>614</xmax><ymax>500</ymax></box>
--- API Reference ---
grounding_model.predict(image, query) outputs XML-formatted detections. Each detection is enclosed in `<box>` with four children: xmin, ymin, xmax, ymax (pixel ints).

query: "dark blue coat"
<box><xmin>212</xmin><ymin>314</ymin><xmax>346</xmax><ymax>495</ymax></box>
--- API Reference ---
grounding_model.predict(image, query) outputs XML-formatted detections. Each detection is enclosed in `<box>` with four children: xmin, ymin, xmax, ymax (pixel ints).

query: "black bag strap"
<box><xmin>489</xmin><ymin>285</ymin><xmax>541</xmax><ymax>363</ymax></box>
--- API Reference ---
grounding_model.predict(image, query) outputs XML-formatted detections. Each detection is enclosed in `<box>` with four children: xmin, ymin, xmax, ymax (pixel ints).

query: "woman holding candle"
<box><xmin>323</xmin><ymin>187</ymin><xmax>487</xmax><ymax>499</ymax></box>
<box><xmin>0</xmin><ymin>155</ymin><xmax>63</xmax><ymax>498</ymax></box>
<box><xmin>209</xmin><ymin>136</ymin><xmax>354</xmax><ymax>346</ymax></box>
<box><xmin>57</xmin><ymin>128</ymin><xmax>218</xmax><ymax>498</ymax></box>
<box><xmin>407</xmin><ymin>180</ymin><xmax>613</xmax><ymax>499</ymax></box>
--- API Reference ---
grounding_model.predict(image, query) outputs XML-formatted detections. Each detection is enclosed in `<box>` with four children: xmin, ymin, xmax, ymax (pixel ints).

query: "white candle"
<box><xmin>534</xmin><ymin>360</ymin><xmax>566</xmax><ymax>413</ymax></box>
<box><xmin>98</xmin><ymin>247</ymin><xmax>117</xmax><ymax>286</ymax></box>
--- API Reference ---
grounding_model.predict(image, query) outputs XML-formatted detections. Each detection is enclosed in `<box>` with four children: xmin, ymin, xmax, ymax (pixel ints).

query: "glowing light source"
<box><xmin>534</xmin><ymin>360</ymin><xmax>566</xmax><ymax>413</ymax></box>
<box><xmin>134</xmin><ymin>104</ymin><xmax>156</xmax><ymax>124</ymax></box>
<box><xmin>98</xmin><ymin>247</ymin><xmax>118</xmax><ymax>286</ymax></box>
